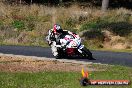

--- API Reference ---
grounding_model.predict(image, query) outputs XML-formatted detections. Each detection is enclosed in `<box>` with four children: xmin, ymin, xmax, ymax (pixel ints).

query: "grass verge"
<box><xmin>0</xmin><ymin>65</ymin><xmax>131</xmax><ymax>88</ymax></box>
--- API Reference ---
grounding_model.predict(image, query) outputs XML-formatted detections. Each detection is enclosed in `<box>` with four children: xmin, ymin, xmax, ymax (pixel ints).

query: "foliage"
<box><xmin>5</xmin><ymin>0</ymin><xmax>132</xmax><ymax>9</ymax></box>
<box><xmin>0</xmin><ymin>2</ymin><xmax>132</xmax><ymax>49</ymax></box>
<box><xmin>0</xmin><ymin>21</ymin><xmax>3</xmax><ymax>26</ymax></box>
<box><xmin>80</xmin><ymin>21</ymin><xmax>98</xmax><ymax>31</ymax></box>
<box><xmin>104</xmin><ymin>22</ymin><xmax>132</xmax><ymax>36</ymax></box>
<box><xmin>65</xmin><ymin>18</ymin><xmax>76</xmax><ymax>28</ymax></box>
<box><xmin>12</xmin><ymin>20</ymin><xmax>25</xmax><ymax>31</ymax></box>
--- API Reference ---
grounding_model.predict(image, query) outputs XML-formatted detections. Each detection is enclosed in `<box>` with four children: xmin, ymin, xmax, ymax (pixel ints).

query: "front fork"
<box><xmin>77</xmin><ymin>44</ymin><xmax>84</xmax><ymax>53</ymax></box>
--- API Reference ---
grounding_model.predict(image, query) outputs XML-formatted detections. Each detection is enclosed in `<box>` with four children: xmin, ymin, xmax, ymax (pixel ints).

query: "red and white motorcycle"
<box><xmin>46</xmin><ymin>30</ymin><xmax>95</xmax><ymax>60</ymax></box>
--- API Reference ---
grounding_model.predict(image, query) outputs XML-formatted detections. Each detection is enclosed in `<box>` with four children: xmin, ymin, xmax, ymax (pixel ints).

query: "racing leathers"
<box><xmin>46</xmin><ymin>29</ymin><xmax>79</xmax><ymax>57</ymax></box>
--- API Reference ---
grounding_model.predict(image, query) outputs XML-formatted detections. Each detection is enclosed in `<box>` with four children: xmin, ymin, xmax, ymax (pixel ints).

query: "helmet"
<box><xmin>53</xmin><ymin>24</ymin><xmax>63</xmax><ymax>34</ymax></box>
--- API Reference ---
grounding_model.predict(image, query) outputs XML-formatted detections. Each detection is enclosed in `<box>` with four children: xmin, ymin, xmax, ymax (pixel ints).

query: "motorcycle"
<box><xmin>46</xmin><ymin>30</ymin><xmax>95</xmax><ymax>60</ymax></box>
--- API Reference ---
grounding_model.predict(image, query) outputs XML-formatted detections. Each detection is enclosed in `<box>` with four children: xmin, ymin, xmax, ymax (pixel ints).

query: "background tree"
<box><xmin>101</xmin><ymin>0</ymin><xmax>109</xmax><ymax>12</ymax></box>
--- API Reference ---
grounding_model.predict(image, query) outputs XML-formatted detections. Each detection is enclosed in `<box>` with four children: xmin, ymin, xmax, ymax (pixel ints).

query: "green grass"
<box><xmin>0</xmin><ymin>65</ymin><xmax>132</xmax><ymax>88</ymax></box>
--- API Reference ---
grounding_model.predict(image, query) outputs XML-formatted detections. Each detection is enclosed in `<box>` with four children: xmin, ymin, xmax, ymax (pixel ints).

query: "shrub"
<box><xmin>12</xmin><ymin>20</ymin><xmax>25</xmax><ymax>31</ymax></box>
<box><xmin>38</xmin><ymin>15</ymin><xmax>52</xmax><ymax>22</ymax></box>
<box><xmin>64</xmin><ymin>18</ymin><xmax>76</xmax><ymax>29</ymax></box>
<box><xmin>79</xmin><ymin>21</ymin><xmax>97</xmax><ymax>31</ymax></box>
<box><xmin>126</xmin><ymin>33</ymin><xmax>132</xmax><ymax>44</ymax></box>
<box><xmin>0</xmin><ymin>21</ymin><xmax>3</xmax><ymax>26</ymax></box>
<box><xmin>26</xmin><ymin>16</ymin><xmax>36</xmax><ymax>21</ymax></box>
<box><xmin>56</xmin><ymin>16</ymin><xmax>77</xmax><ymax>31</ymax></box>
<box><xmin>81</xmin><ymin>30</ymin><xmax>104</xmax><ymax>41</ymax></box>
<box><xmin>26</xmin><ymin>22</ymin><xmax>35</xmax><ymax>31</ymax></box>
<box><xmin>102</xmin><ymin>22</ymin><xmax>132</xmax><ymax>36</ymax></box>
<box><xmin>0</xmin><ymin>21</ymin><xmax>4</xmax><ymax>30</ymax></box>
<box><xmin>83</xmin><ymin>39</ymin><xmax>104</xmax><ymax>49</ymax></box>
<box><xmin>80</xmin><ymin>17</ymin><xmax>132</xmax><ymax>37</ymax></box>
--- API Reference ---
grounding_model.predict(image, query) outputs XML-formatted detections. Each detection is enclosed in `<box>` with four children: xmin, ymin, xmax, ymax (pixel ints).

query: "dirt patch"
<box><xmin>0</xmin><ymin>54</ymin><xmax>102</xmax><ymax>73</ymax></box>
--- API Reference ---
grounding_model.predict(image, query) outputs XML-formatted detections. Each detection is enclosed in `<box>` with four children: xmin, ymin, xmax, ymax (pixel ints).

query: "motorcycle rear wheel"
<box><xmin>56</xmin><ymin>48</ymin><xmax>65</xmax><ymax>59</ymax></box>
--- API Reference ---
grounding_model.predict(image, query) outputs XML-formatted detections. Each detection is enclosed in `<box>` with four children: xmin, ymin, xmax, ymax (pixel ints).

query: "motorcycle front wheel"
<box><xmin>81</xmin><ymin>47</ymin><xmax>95</xmax><ymax>60</ymax></box>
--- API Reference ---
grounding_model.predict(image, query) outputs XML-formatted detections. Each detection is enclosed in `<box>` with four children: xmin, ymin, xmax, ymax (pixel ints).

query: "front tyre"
<box><xmin>81</xmin><ymin>47</ymin><xmax>95</xmax><ymax>60</ymax></box>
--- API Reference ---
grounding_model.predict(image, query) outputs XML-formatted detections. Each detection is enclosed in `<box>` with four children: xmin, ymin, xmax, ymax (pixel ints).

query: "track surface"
<box><xmin>0</xmin><ymin>45</ymin><xmax>132</xmax><ymax>67</ymax></box>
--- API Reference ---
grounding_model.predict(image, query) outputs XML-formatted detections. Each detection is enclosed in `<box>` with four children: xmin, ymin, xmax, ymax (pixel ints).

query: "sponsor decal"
<box><xmin>80</xmin><ymin>68</ymin><xmax>130</xmax><ymax>86</ymax></box>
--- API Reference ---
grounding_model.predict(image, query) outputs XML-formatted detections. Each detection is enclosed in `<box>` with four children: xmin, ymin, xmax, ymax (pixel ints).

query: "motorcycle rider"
<box><xmin>53</xmin><ymin>24</ymin><xmax>79</xmax><ymax>44</ymax></box>
<box><xmin>47</xmin><ymin>24</ymin><xmax>79</xmax><ymax>58</ymax></box>
<box><xmin>47</xmin><ymin>24</ymin><xmax>95</xmax><ymax>59</ymax></box>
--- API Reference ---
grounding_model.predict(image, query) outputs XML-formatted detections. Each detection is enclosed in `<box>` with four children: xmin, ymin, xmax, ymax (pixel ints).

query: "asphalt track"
<box><xmin>0</xmin><ymin>45</ymin><xmax>132</xmax><ymax>67</ymax></box>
